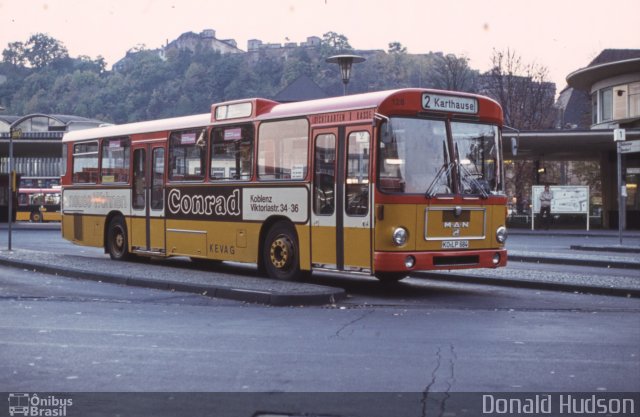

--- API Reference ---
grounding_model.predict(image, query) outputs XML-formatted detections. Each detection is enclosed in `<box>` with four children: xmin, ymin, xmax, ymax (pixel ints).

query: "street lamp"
<box><xmin>326</xmin><ymin>54</ymin><xmax>366</xmax><ymax>95</ymax></box>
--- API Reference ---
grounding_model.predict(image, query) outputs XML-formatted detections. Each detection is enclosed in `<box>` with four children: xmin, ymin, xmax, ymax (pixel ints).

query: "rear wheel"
<box><xmin>107</xmin><ymin>216</ymin><xmax>130</xmax><ymax>260</ymax></box>
<box><xmin>262</xmin><ymin>222</ymin><xmax>301</xmax><ymax>281</ymax></box>
<box><xmin>30</xmin><ymin>211</ymin><xmax>42</xmax><ymax>223</ymax></box>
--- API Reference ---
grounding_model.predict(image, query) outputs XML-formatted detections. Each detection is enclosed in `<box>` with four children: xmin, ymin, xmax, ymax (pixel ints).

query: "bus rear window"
<box><xmin>72</xmin><ymin>141</ymin><xmax>99</xmax><ymax>184</ymax></box>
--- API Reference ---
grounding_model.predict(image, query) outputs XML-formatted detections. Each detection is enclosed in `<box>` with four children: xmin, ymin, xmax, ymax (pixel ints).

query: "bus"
<box><xmin>17</xmin><ymin>187</ymin><xmax>61</xmax><ymax>222</ymax></box>
<box><xmin>60</xmin><ymin>88</ymin><xmax>507</xmax><ymax>282</ymax></box>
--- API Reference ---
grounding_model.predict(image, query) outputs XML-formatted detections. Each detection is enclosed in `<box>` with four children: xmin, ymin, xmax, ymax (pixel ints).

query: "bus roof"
<box><xmin>62</xmin><ymin>89</ymin><xmax>502</xmax><ymax>144</ymax></box>
<box><xmin>62</xmin><ymin>113</ymin><xmax>211</xmax><ymax>143</ymax></box>
<box><xmin>256</xmin><ymin>88</ymin><xmax>502</xmax><ymax>123</ymax></box>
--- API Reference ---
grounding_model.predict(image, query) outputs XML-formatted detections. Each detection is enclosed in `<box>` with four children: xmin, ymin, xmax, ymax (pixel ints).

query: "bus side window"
<box><xmin>345</xmin><ymin>131</ymin><xmax>370</xmax><ymax>216</ymax></box>
<box><xmin>151</xmin><ymin>148</ymin><xmax>164</xmax><ymax>210</ymax></box>
<box><xmin>210</xmin><ymin>124</ymin><xmax>254</xmax><ymax>181</ymax></box>
<box><xmin>168</xmin><ymin>129</ymin><xmax>206</xmax><ymax>181</ymax></box>
<box><xmin>258</xmin><ymin>119</ymin><xmax>309</xmax><ymax>181</ymax></box>
<box><xmin>313</xmin><ymin>134</ymin><xmax>336</xmax><ymax>215</ymax></box>
<box><xmin>101</xmin><ymin>138</ymin><xmax>130</xmax><ymax>183</ymax></box>
<box><xmin>72</xmin><ymin>141</ymin><xmax>99</xmax><ymax>184</ymax></box>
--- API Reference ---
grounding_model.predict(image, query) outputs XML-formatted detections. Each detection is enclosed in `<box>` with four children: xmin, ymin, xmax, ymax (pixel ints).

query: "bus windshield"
<box><xmin>378</xmin><ymin>117</ymin><xmax>502</xmax><ymax>195</ymax></box>
<box><xmin>451</xmin><ymin>121</ymin><xmax>502</xmax><ymax>195</ymax></box>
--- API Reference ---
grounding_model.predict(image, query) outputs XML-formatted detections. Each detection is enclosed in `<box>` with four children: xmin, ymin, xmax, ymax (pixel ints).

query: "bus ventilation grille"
<box><xmin>433</xmin><ymin>255</ymin><xmax>479</xmax><ymax>267</ymax></box>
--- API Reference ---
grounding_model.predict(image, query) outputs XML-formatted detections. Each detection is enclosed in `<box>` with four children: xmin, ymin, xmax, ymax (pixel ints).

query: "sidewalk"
<box><xmin>0</xmin><ymin>248</ymin><xmax>345</xmax><ymax>306</ymax></box>
<box><xmin>0</xmin><ymin>224</ymin><xmax>639</xmax><ymax>302</ymax></box>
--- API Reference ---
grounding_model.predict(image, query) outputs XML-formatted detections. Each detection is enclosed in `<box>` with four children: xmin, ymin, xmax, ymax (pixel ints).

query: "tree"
<box><xmin>483</xmin><ymin>48</ymin><xmax>555</xmax><ymax>130</ymax></box>
<box><xmin>388</xmin><ymin>42</ymin><xmax>407</xmax><ymax>54</ymax></box>
<box><xmin>23</xmin><ymin>33</ymin><xmax>69</xmax><ymax>68</ymax></box>
<box><xmin>431</xmin><ymin>53</ymin><xmax>477</xmax><ymax>92</ymax></box>
<box><xmin>482</xmin><ymin>49</ymin><xmax>557</xmax><ymax>207</ymax></box>
<box><xmin>320</xmin><ymin>32</ymin><xmax>352</xmax><ymax>55</ymax></box>
<box><xmin>2</xmin><ymin>41</ymin><xmax>26</xmax><ymax>66</ymax></box>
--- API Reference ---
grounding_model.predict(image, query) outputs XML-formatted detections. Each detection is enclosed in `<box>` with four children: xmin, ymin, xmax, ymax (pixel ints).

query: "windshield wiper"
<box><xmin>458</xmin><ymin>162</ymin><xmax>489</xmax><ymax>199</ymax></box>
<box><xmin>425</xmin><ymin>162</ymin><xmax>454</xmax><ymax>198</ymax></box>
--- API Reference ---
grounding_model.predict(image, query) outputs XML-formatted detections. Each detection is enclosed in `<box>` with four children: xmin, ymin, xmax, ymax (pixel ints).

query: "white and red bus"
<box><xmin>61</xmin><ymin>88</ymin><xmax>507</xmax><ymax>282</ymax></box>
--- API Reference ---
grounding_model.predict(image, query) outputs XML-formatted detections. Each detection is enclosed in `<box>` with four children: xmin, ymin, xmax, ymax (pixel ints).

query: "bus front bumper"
<box><xmin>374</xmin><ymin>248</ymin><xmax>507</xmax><ymax>272</ymax></box>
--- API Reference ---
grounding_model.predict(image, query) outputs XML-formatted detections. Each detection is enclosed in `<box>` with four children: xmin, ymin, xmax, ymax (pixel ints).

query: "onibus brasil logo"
<box><xmin>8</xmin><ymin>393</ymin><xmax>73</xmax><ymax>416</ymax></box>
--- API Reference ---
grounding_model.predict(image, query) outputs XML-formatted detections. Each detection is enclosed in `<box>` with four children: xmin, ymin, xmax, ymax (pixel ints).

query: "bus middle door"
<box><xmin>131</xmin><ymin>144</ymin><xmax>166</xmax><ymax>254</ymax></box>
<box><xmin>311</xmin><ymin>126</ymin><xmax>372</xmax><ymax>272</ymax></box>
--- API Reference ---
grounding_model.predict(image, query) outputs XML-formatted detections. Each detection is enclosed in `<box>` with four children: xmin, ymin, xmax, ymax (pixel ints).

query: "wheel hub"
<box><xmin>270</xmin><ymin>236</ymin><xmax>293</xmax><ymax>269</ymax></box>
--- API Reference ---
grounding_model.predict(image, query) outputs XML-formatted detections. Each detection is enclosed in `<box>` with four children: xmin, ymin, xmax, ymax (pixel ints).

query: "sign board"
<box><xmin>422</xmin><ymin>93</ymin><xmax>478</xmax><ymax>114</ymax></box>
<box><xmin>531</xmin><ymin>185</ymin><xmax>589</xmax><ymax>214</ymax></box>
<box><xmin>618</xmin><ymin>140</ymin><xmax>640</xmax><ymax>154</ymax></box>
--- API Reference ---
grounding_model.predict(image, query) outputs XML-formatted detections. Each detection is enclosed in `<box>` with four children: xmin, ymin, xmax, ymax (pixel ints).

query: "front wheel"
<box><xmin>107</xmin><ymin>216</ymin><xmax>130</xmax><ymax>260</ymax></box>
<box><xmin>262</xmin><ymin>222</ymin><xmax>301</xmax><ymax>281</ymax></box>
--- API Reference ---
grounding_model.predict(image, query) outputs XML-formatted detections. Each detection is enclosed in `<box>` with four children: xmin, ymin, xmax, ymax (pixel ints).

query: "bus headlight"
<box><xmin>496</xmin><ymin>226</ymin><xmax>507</xmax><ymax>243</ymax></box>
<box><xmin>392</xmin><ymin>227</ymin><xmax>408</xmax><ymax>246</ymax></box>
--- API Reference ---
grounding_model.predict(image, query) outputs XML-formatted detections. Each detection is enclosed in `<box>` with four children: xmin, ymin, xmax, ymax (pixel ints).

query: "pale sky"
<box><xmin>1</xmin><ymin>0</ymin><xmax>639</xmax><ymax>93</ymax></box>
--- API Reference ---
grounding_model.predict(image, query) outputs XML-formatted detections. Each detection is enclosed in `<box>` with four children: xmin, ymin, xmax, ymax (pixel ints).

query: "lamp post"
<box><xmin>326</xmin><ymin>54</ymin><xmax>366</xmax><ymax>95</ymax></box>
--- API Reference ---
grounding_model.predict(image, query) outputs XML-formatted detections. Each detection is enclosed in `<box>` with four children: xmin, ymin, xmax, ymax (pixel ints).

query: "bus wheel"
<box><xmin>374</xmin><ymin>272</ymin><xmax>407</xmax><ymax>283</ymax></box>
<box><xmin>30</xmin><ymin>212</ymin><xmax>42</xmax><ymax>223</ymax></box>
<box><xmin>107</xmin><ymin>216</ymin><xmax>130</xmax><ymax>261</ymax></box>
<box><xmin>263</xmin><ymin>222</ymin><xmax>301</xmax><ymax>281</ymax></box>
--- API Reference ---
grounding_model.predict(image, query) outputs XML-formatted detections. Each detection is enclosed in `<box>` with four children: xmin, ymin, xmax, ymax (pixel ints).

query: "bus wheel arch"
<box><xmin>259</xmin><ymin>217</ymin><xmax>301</xmax><ymax>281</ymax></box>
<box><xmin>105</xmin><ymin>212</ymin><xmax>130</xmax><ymax>260</ymax></box>
<box><xmin>30</xmin><ymin>211</ymin><xmax>42</xmax><ymax>223</ymax></box>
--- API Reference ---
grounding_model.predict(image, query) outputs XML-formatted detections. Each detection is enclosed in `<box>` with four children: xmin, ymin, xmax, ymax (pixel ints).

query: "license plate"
<box><xmin>442</xmin><ymin>240</ymin><xmax>469</xmax><ymax>249</ymax></box>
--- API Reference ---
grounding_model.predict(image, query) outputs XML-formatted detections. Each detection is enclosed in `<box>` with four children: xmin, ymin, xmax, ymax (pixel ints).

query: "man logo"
<box><xmin>452</xmin><ymin>228</ymin><xmax>461</xmax><ymax>237</ymax></box>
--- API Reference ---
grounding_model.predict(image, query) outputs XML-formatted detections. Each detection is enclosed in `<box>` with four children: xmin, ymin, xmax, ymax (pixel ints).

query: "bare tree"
<box><xmin>483</xmin><ymin>48</ymin><xmax>555</xmax><ymax>130</ymax></box>
<box><xmin>482</xmin><ymin>49</ymin><xmax>557</xmax><ymax>206</ymax></box>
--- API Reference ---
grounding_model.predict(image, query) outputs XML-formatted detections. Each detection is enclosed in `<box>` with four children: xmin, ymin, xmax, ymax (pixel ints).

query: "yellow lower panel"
<box><xmin>374</xmin><ymin>204</ymin><xmax>417</xmax><ymax>251</ymax></box>
<box><xmin>42</xmin><ymin>212</ymin><xmax>61</xmax><ymax>222</ymax></box>
<box><xmin>16</xmin><ymin>212</ymin><xmax>31</xmax><ymax>221</ymax></box>
<box><xmin>311</xmin><ymin>226</ymin><xmax>336</xmax><ymax>265</ymax></box>
<box><xmin>61</xmin><ymin>214</ymin><xmax>104</xmax><ymax>248</ymax></box>
<box><xmin>129</xmin><ymin>217</ymin><xmax>147</xmax><ymax>249</ymax></box>
<box><xmin>165</xmin><ymin>219</ymin><xmax>261</xmax><ymax>263</ymax></box>
<box><xmin>295</xmin><ymin>224</ymin><xmax>311</xmax><ymax>270</ymax></box>
<box><xmin>344</xmin><ymin>227</ymin><xmax>371</xmax><ymax>268</ymax></box>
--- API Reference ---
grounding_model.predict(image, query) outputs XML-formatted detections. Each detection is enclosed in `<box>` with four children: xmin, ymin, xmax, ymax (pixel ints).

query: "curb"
<box><xmin>508</xmin><ymin>254</ymin><xmax>640</xmax><ymax>270</ymax></box>
<box><xmin>569</xmin><ymin>245</ymin><xmax>640</xmax><ymax>254</ymax></box>
<box><xmin>0</xmin><ymin>256</ymin><xmax>345</xmax><ymax>307</ymax></box>
<box><xmin>417</xmin><ymin>272</ymin><xmax>640</xmax><ymax>298</ymax></box>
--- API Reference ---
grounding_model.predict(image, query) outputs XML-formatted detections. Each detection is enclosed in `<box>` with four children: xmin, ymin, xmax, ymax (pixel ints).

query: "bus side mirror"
<box><xmin>510</xmin><ymin>137</ymin><xmax>518</xmax><ymax>156</ymax></box>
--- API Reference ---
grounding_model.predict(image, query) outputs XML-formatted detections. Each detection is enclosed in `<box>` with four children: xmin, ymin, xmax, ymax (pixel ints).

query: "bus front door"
<box><xmin>311</xmin><ymin>126</ymin><xmax>372</xmax><ymax>272</ymax></box>
<box><xmin>131</xmin><ymin>145</ymin><xmax>166</xmax><ymax>254</ymax></box>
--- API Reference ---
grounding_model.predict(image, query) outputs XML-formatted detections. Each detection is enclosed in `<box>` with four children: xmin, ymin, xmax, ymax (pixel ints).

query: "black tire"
<box><xmin>106</xmin><ymin>216</ymin><xmax>130</xmax><ymax>260</ymax></box>
<box><xmin>30</xmin><ymin>211</ymin><xmax>42</xmax><ymax>223</ymax></box>
<box><xmin>262</xmin><ymin>222</ymin><xmax>301</xmax><ymax>281</ymax></box>
<box><xmin>374</xmin><ymin>272</ymin><xmax>407</xmax><ymax>283</ymax></box>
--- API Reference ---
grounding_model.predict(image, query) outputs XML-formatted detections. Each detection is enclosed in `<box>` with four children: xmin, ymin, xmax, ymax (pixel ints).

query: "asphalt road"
<box><xmin>1</xmin><ymin>262</ymin><xmax>639</xmax><ymax>393</ymax></box>
<box><xmin>1</xmin><ymin>227</ymin><xmax>639</xmax><ymax>402</ymax></box>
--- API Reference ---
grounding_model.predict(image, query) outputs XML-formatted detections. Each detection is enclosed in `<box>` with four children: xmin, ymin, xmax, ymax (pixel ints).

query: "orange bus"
<box><xmin>17</xmin><ymin>187</ymin><xmax>62</xmax><ymax>222</ymax></box>
<box><xmin>60</xmin><ymin>88</ymin><xmax>507</xmax><ymax>282</ymax></box>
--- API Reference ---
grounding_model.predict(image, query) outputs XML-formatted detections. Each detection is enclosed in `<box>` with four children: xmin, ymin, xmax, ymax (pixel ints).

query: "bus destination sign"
<box><xmin>422</xmin><ymin>93</ymin><xmax>478</xmax><ymax>114</ymax></box>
